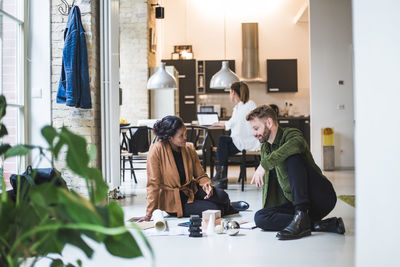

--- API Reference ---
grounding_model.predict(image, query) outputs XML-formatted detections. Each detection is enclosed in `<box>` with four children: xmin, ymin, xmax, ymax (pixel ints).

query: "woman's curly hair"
<box><xmin>153</xmin><ymin>115</ymin><xmax>184</xmax><ymax>143</ymax></box>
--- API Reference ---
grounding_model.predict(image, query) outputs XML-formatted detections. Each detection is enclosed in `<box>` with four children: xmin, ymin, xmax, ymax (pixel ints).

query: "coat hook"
<box><xmin>58</xmin><ymin>0</ymin><xmax>75</xmax><ymax>16</ymax></box>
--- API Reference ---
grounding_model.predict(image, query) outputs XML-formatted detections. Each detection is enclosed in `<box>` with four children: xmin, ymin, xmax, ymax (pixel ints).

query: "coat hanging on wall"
<box><xmin>57</xmin><ymin>5</ymin><xmax>92</xmax><ymax>109</ymax></box>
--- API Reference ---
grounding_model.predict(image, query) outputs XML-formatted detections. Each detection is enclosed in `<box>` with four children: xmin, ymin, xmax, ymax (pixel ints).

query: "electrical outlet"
<box><xmin>337</xmin><ymin>104</ymin><xmax>345</xmax><ymax>110</ymax></box>
<box><xmin>32</xmin><ymin>88</ymin><xmax>42</xmax><ymax>98</ymax></box>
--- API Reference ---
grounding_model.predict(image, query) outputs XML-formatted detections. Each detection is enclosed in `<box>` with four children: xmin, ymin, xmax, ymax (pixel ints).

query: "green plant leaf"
<box><xmin>104</xmin><ymin>232</ymin><xmax>143</xmax><ymax>258</ymax></box>
<box><xmin>4</xmin><ymin>144</ymin><xmax>35</xmax><ymax>159</ymax></box>
<box><xmin>60</xmin><ymin>127</ymin><xmax>89</xmax><ymax>176</ymax></box>
<box><xmin>107</xmin><ymin>201</ymin><xmax>124</xmax><ymax>227</ymax></box>
<box><xmin>50</xmin><ymin>259</ymin><xmax>64</xmax><ymax>267</ymax></box>
<box><xmin>129</xmin><ymin>223</ymin><xmax>154</xmax><ymax>258</ymax></box>
<box><xmin>57</xmin><ymin>230</ymin><xmax>94</xmax><ymax>259</ymax></box>
<box><xmin>32</xmin><ymin>230</ymin><xmax>65</xmax><ymax>256</ymax></box>
<box><xmin>0</xmin><ymin>144</ymin><xmax>11</xmax><ymax>156</ymax></box>
<box><xmin>53</xmin><ymin>137</ymin><xmax>65</xmax><ymax>159</ymax></box>
<box><xmin>57</xmin><ymin>190</ymin><xmax>103</xmax><ymax>225</ymax></box>
<box><xmin>86</xmin><ymin>168</ymin><xmax>108</xmax><ymax>203</ymax></box>
<box><xmin>30</xmin><ymin>183</ymin><xmax>60</xmax><ymax>207</ymax></box>
<box><xmin>88</xmin><ymin>144</ymin><xmax>97</xmax><ymax>162</ymax></box>
<box><xmin>0</xmin><ymin>124</ymin><xmax>8</xmax><ymax>138</ymax></box>
<box><xmin>0</xmin><ymin>95</ymin><xmax>6</xmax><ymax>119</ymax></box>
<box><xmin>0</xmin><ymin>168</ymin><xmax>6</xmax><ymax>203</ymax></box>
<box><xmin>42</xmin><ymin>125</ymin><xmax>58</xmax><ymax>147</ymax></box>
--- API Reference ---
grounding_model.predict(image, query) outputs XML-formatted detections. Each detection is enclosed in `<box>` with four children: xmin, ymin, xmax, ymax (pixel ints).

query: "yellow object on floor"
<box><xmin>322</xmin><ymin>127</ymin><xmax>334</xmax><ymax>146</ymax></box>
<box><xmin>338</xmin><ymin>195</ymin><xmax>355</xmax><ymax>207</ymax></box>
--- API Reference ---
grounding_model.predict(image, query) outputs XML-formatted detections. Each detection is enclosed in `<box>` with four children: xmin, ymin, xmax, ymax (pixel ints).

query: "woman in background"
<box><xmin>133</xmin><ymin>116</ymin><xmax>247</xmax><ymax>222</ymax></box>
<box><xmin>212</xmin><ymin>81</ymin><xmax>260</xmax><ymax>189</ymax></box>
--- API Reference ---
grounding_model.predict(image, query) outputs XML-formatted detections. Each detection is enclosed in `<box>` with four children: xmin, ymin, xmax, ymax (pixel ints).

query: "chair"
<box><xmin>185</xmin><ymin>125</ymin><xmax>214</xmax><ymax>172</ymax></box>
<box><xmin>210</xmin><ymin>147</ymin><xmax>260</xmax><ymax>191</ymax></box>
<box><xmin>120</xmin><ymin>126</ymin><xmax>153</xmax><ymax>183</ymax></box>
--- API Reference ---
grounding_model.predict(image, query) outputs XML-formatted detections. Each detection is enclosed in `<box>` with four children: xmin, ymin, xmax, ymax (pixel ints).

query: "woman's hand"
<box><xmin>131</xmin><ymin>216</ymin><xmax>151</xmax><ymax>222</ymax></box>
<box><xmin>251</xmin><ymin>164</ymin><xmax>266</xmax><ymax>187</ymax></box>
<box><xmin>203</xmin><ymin>183</ymin><xmax>214</xmax><ymax>199</ymax></box>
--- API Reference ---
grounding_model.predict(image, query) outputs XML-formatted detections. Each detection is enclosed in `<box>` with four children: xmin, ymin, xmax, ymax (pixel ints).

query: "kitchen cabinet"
<box><xmin>278</xmin><ymin>116</ymin><xmax>310</xmax><ymax>147</ymax></box>
<box><xmin>267</xmin><ymin>59</ymin><xmax>298</xmax><ymax>92</ymax></box>
<box><xmin>197</xmin><ymin>60</ymin><xmax>236</xmax><ymax>94</ymax></box>
<box><xmin>162</xmin><ymin>59</ymin><xmax>197</xmax><ymax>123</ymax></box>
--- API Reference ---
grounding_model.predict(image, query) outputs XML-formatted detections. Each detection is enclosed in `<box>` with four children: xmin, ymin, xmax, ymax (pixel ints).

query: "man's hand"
<box><xmin>203</xmin><ymin>183</ymin><xmax>214</xmax><ymax>199</ymax></box>
<box><xmin>251</xmin><ymin>164</ymin><xmax>266</xmax><ymax>187</ymax></box>
<box><xmin>131</xmin><ymin>216</ymin><xmax>151</xmax><ymax>222</ymax></box>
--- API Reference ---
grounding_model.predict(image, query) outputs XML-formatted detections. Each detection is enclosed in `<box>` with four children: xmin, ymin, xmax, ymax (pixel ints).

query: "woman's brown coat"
<box><xmin>146</xmin><ymin>141</ymin><xmax>211</xmax><ymax>217</ymax></box>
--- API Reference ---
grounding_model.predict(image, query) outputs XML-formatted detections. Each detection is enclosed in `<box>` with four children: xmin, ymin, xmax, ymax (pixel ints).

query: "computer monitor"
<box><xmin>197</xmin><ymin>112</ymin><xmax>219</xmax><ymax>126</ymax></box>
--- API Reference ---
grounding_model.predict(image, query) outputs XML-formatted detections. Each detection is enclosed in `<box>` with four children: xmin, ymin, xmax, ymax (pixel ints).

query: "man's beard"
<box><xmin>257</xmin><ymin>123</ymin><xmax>270</xmax><ymax>143</ymax></box>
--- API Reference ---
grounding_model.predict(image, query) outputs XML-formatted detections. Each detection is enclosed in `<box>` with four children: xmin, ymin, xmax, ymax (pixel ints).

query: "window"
<box><xmin>0</xmin><ymin>0</ymin><xmax>25</xmax><ymax>185</ymax></box>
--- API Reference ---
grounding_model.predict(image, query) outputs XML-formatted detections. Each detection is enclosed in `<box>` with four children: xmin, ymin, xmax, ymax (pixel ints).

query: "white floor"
<box><xmin>37</xmin><ymin>166</ymin><xmax>355</xmax><ymax>267</ymax></box>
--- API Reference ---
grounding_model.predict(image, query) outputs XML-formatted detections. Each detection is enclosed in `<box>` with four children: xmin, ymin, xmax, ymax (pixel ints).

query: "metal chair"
<box><xmin>120</xmin><ymin>126</ymin><xmax>153</xmax><ymax>183</ymax></box>
<box><xmin>185</xmin><ymin>125</ymin><xmax>214</xmax><ymax>172</ymax></box>
<box><xmin>210</xmin><ymin>146</ymin><xmax>260</xmax><ymax>191</ymax></box>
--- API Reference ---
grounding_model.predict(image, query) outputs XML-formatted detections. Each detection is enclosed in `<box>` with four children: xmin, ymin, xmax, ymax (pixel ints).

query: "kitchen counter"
<box><xmin>277</xmin><ymin>116</ymin><xmax>310</xmax><ymax>146</ymax></box>
<box><xmin>278</xmin><ymin>116</ymin><xmax>310</xmax><ymax>120</ymax></box>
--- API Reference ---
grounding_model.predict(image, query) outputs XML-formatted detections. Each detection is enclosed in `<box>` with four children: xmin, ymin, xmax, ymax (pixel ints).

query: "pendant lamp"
<box><xmin>210</xmin><ymin>61</ymin><xmax>240</xmax><ymax>90</ymax></box>
<box><xmin>147</xmin><ymin>62</ymin><xmax>177</xmax><ymax>90</ymax></box>
<box><xmin>209</xmin><ymin>11</ymin><xmax>240</xmax><ymax>90</ymax></box>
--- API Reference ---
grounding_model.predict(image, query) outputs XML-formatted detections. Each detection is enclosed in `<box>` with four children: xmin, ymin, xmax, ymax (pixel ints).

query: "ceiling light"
<box><xmin>210</xmin><ymin>9</ymin><xmax>240</xmax><ymax>89</ymax></box>
<box><xmin>210</xmin><ymin>61</ymin><xmax>240</xmax><ymax>90</ymax></box>
<box><xmin>147</xmin><ymin>62</ymin><xmax>177</xmax><ymax>90</ymax></box>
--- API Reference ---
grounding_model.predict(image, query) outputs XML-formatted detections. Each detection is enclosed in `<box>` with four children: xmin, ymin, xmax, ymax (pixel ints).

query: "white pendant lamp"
<box><xmin>210</xmin><ymin>61</ymin><xmax>240</xmax><ymax>90</ymax></box>
<box><xmin>147</xmin><ymin>62</ymin><xmax>177</xmax><ymax>90</ymax></box>
<box><xmin>210</xmin><ymin>9</ymin><xmax>240</xmax><ymax>90</ymax></box>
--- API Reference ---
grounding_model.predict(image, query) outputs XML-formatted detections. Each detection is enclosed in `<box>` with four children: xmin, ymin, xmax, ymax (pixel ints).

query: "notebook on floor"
<box><xmin>197</xmin><ymin>112</ymin><xmax>219</xmax><ymax>126</ymax></box>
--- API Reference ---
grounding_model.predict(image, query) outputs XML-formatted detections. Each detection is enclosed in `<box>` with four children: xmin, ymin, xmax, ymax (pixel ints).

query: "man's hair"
<box><xmin>246</xmin><ymin>104</ymin><xmax>278</xmax><ymax>123</ymax></box>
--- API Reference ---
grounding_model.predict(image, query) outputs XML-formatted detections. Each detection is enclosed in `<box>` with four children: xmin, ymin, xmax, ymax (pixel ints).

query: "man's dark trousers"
<box><xmin>254</xmin><ymin>154</ymin><xmax>337</xmax><ymax>230</ymax></box>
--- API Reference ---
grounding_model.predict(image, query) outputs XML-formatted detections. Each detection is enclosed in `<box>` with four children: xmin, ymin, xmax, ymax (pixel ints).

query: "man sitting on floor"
<box><xmin>246</xmin><ymin>105</ymin><xmax>345</xmax><ymax>240</ymax></box>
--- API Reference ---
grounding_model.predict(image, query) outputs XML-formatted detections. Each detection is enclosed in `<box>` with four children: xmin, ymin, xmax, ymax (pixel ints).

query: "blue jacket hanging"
<box><xmin>57</xmin><ymin>6</ymin><xmax>92</xmax><ymax>109</ymax></box>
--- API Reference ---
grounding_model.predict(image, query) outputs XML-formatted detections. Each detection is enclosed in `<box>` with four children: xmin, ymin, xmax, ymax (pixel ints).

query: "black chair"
<box><xmin>185</xmin><ymin>125</ymin><xmax>214</xmax><ymax>172</ymax></box>
<box><xmin>120</xmin><ymin>126</ymin><xmax>153</xmax><ymax>183</ymax></box>
<box><xmin>210</xmin><ymin>147</ymin><xmax>260</xmax><ymax>191</ymax></box>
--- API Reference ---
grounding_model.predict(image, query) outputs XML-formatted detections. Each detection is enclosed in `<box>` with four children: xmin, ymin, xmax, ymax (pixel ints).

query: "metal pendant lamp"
<box><xmin>147</xmin><ymin>62</ymin><xmax>177</xmax><ymax>90</ymax></box>
<box><xmin>210</xmin><ymin>11</ymin><xmax>240</xmax><ymax>90</ymax></box>
<box><xmin>210</xmin><ymin>61</ymin><xmax>240</xmax><ymax>89</ymax></box>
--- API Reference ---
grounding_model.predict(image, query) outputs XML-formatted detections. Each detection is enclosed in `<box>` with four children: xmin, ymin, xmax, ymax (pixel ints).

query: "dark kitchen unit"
<box><xmin>197</xmin><ymin>60</ymin><xmax>236</xmax><ymax>94</ymax></box>
<box><xmin>267</xmin><ymin>59</ymin><xmax>298</xmax><ymax>92</ymax></box>
<box><xmin>162</xmin><ymin>59</ymin><xmax>197</xmax><ymax>123</ymax></box>
<box><xmin>278</xmin><ymin>116</ymin><xmax>310</xmax><ymax>147</ymax></box>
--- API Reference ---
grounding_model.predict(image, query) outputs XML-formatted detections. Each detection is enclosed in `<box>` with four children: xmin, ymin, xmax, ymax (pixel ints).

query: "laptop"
<box><xmin>197</xmin><ymin>112</ymin><xmax>219</xmax><ymax>126</ymax></box>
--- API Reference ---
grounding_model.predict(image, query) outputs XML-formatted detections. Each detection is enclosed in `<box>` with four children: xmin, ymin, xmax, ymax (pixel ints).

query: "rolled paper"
<box><xmin>152</xmin><ymin>209</ymin><xmax>166</xmax><ymax>231</ymax></box>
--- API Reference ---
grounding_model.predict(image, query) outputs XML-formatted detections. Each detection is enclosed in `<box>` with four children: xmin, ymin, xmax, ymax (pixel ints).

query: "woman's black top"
<box><xmin>172</xmin><ymin>149</ymin><xmax>189</xmax><ymax>205</ymax></box>
<box><xmin>171</xmin><ymin>149</ymin><xmax>186</xmax><ymax>186</ymax></box>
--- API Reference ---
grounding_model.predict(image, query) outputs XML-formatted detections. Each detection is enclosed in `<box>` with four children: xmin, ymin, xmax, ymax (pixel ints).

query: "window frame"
<box><xmin>0</xmin><ymin>0</ymin><xmax>27</xmax><ymax>174</ymax></box>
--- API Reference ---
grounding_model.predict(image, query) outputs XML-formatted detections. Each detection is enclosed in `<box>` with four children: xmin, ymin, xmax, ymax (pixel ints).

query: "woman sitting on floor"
<box><xmin>134</xmin><ymin>115</ymin><xmax>248</xmax><ymax>222</ymax></box>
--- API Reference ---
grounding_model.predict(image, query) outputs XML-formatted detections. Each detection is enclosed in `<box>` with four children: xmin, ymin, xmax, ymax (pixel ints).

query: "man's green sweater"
<box><xmin>260</xmin><ymin>127</ymin><xmax>327</xmax><ymax>208</ymax></box>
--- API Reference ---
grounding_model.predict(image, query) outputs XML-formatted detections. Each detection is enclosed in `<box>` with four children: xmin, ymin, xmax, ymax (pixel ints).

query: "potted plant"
<box><xmin>0</xmin><ymin>95</ymin><xmax>152</xmax><ymax>266</ymax></box>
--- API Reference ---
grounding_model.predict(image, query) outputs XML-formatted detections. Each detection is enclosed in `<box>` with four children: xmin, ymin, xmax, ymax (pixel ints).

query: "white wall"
<box><xmin>353</xmin><ymin>1</ymin><xmax>400</xmax><ymax>266</ymax></box>
<box><xmin>160</xmin><ymin>0</ymin><xmax>310</xmax><ymax>117</ymax></box>
<box><xmin>309</xmin><ymin>0</ymin><xmax>354</xmax><ymax>168</ymax></box>
<box><xmin>28</xmin><ymin>0</ymin><xmax>51</xmax><ymax>167</ymax></box>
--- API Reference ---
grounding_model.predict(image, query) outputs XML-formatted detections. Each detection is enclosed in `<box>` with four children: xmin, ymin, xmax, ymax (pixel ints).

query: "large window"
<box><xmin>0</xmin><ymin>0</ymin><xmax>25</xmax><ymax>185</ymax></box>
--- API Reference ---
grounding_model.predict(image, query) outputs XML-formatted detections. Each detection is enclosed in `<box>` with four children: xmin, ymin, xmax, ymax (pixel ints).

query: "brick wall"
<box><xmin>147</xmin><ymin>1</ymin><xmax>156</xmax><ymax>70</ymax></box>
<box><xmin>50</xmin><ymin>0</ymin><xmax>100</xmax><ymax>193</ymax></box>
<box><xmin>120</xmin><ymin>0</ymin><xmax>154</xmax><ymax>124</ymax></box>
